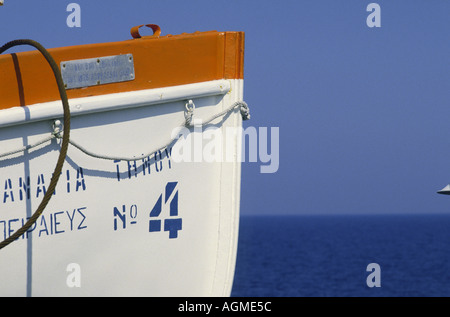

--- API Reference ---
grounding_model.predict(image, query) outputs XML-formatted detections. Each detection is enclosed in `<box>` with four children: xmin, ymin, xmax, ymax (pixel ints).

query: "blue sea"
<box><xmin>230</xmin><ymin>214</ymin><xmax>450</xmax><ymax>297</ymax></box>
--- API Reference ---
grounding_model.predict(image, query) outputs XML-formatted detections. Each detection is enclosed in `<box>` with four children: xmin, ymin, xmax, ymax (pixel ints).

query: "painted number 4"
<box><xmin>149</xmin><ymin>182</ymin><xmax>182</xmax><ymax>239</ymax></box>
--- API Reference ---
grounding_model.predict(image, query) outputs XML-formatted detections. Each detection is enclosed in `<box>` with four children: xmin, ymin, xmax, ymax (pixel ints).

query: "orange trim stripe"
<box><xmin>0</xmin><ymin>29</ymin><xmax>244</xmax><ymax>110</ymax></box>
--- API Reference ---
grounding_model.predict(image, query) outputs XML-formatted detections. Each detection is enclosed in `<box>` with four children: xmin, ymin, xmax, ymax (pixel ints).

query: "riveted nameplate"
<box><xmin>61</xmin><ymin>54</ymin><xmax>135</xmax><ymax>89</ymax></box>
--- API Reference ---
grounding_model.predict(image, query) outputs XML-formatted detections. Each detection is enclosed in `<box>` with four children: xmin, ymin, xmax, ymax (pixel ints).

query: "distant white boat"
<box><xmin>437</xmin><ymin>184</ymin><xmax>450</xmax><ymax>195</ymax></box>
<box><xmin>0</xmin><ymin>24</ymin><xmax>247</xmax><ymax>296</ymax></box>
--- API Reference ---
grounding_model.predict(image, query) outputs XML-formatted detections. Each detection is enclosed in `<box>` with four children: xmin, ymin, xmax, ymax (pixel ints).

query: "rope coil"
<box><xmin>0</xmin><ymin>39</ymin><xmax>71</xmax><ymax>250</ymax></box>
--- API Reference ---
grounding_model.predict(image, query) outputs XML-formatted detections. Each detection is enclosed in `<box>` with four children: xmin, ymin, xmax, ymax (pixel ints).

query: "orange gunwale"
<box><xmin>0</xmin><ymin>27</ymin><xmax>244</xmax><ymax>110</ymax></box>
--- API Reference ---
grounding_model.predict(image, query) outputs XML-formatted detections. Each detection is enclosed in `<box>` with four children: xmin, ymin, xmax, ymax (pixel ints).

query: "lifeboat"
<box><xmin>0</xmin><ymin>24</ymin><xmax>247</xmax><ymax>296</ymax></box>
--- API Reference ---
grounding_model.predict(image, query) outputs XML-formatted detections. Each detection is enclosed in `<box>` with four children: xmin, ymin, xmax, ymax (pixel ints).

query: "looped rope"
<box><xmin>0</xmin><ymin>39</ymin><xmax>71</xmax><ymax>250</ymax></box>
<box><xmin>0</xmin><ymin>99</ymin><xmax>250</xmax><ymax>165</ymax></box>
<box><xmin>184</xmin><ymin>99</ymin><xmax>195</xmax><ymax>127</ymax></box>
<box><xmin>58</xmin><ymin>99</ymin><xmax>250</xmax><ymax>162</ymax></box>
<box><xmin>52</xmin><ymin>120</ymin><xmax>64</xmax><ymax>139</ymax></box>
<box><xmin>193</xmin><ymin>100</ymin><xmax>250</xmax><ymax>127</ymax></box>
<box><xmin>239</xmin><ymin>101</ymin><xmax>250</xmax><ymax>121</ymax></box>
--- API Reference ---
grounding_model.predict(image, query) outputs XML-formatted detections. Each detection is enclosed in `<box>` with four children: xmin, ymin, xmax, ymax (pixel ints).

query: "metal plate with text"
<box><xmin>61</xmin><ymin>54</ymin><xmax>135</xmax><ymax>89</ymax></box>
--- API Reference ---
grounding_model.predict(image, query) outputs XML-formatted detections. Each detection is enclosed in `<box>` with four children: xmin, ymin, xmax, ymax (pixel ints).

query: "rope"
<box><xmin>0</xmin><ymin>135</ymin><xmax>55</xmax><ymax>159</ymax></box>
<box><xmin>0</xmin><ymin>40</ymin><xmax>71</xmax><ymax>250</ymax></box>
<box><xmin>200</xmin><ymin>100</ymin><xmax>250</xmax><ymax>125</ymax></box>
<box><xmin>0</xmin><ymin>100</ymin><xmax>250</xmax><ymax>163</ymax></box>
<box><xmin>65</xmin><ymin>100</ymin><xmax>249</xmax><ymax>162</ymax></box>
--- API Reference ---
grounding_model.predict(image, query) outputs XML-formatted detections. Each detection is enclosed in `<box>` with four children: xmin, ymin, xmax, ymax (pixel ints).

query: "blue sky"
<box><xmin>1</xmin><ymin>1</ymin><xmax>449</xmax><ymax>215</ymax></box>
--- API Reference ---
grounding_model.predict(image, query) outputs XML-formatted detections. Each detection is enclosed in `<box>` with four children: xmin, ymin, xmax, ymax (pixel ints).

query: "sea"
<box><xmin>230</xmin><ymin>214</ymin><xmax>450</xmax><ymax>297</ymax></box>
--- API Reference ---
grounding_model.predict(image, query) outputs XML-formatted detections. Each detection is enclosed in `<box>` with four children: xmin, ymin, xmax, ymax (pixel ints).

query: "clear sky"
<box><xmin>1</xmin><ymin>1</ymin><xmax>449</xmax><ymax>215</ymax></box>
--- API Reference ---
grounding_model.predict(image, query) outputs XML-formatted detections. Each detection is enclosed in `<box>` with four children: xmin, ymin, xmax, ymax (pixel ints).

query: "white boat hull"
<box><xmin>0</xmin><ymin>79</ymin><xmax>243</xmax><ymax>296</ymax></box>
